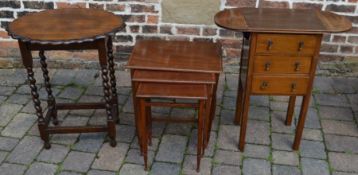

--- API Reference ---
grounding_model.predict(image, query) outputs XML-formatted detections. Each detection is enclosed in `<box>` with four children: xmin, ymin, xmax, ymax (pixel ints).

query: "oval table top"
<box><xmin>215</xmin><ymin>8</ymin><xmax>352</xmax><ymax>34</ymax></box>
<box><xmin>7</xmin><ymin>8</ymin><xmax>124</xmax><ymax>44</ymax></box>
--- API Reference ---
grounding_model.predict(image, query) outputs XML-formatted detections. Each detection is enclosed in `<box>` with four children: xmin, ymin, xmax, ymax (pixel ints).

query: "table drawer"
<box><xmin>252</xmin><ymin>76</ymin><xmax>309</xmax><ymax>95</ymax></box>
<box><xmin>255</xmin><ymin>34</ymin><xmax>318</xmax><ymax>56</ymax></box>
<box><xmin>254</xmin><ymin>56</ymin><xmax>312</xmax><ymax>74</ymax></box>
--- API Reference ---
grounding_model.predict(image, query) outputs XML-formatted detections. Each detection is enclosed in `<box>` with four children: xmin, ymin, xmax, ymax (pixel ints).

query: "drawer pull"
<box><xmin>267</xmin><ymin>40</ymin><xmax>273</xmax><ymax>51</ymax></box>
<box><xmin>264</xmin><ymin>62</ymin><xmax>271</xmax><ymax>71</ymax></box>
<box><xmin>294</xmin><ymin>62</ymin><xmax>301</xmax><ymax>71</ymax></box>
<box><xmin>291</xmin><ymin>83</ymin><xmax>297</xmax><ymax>92</ymax></box>
<box><xmin>298</xmin><ymin>41</ymin><xmax>304</xmax><ymax>52</ymax></box>
<box><xmin>260</xmin><ymin>81</ymin><xmax>269</xmax><ymax>90</ymax></box>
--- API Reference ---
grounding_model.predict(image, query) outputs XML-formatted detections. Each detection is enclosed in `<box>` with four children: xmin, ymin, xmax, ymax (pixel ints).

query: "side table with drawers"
<box><xmin>215</xmin><ymin>8</ymin><xmax>352</xmax><ymax>151</ymax></box>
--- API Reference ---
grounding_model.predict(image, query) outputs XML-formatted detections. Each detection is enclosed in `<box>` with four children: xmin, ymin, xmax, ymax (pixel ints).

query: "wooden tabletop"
<box><xmin>214</xmin><ymin>8</ymin><xmax>352</xmax><ymax>34</ymax></box>
<box><xmin>7</xmin><ymin>8</ymin><xmax>124</xmax><ymax>44</ymax></box>
<box><xmin>127</xmin><ymin>40</ymin><xmax>222</xmax><ymax>73</ymax></box>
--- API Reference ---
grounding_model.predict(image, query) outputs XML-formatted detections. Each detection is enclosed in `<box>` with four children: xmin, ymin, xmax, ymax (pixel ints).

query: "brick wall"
<box><xmin>0</xmin><ymin>0</ymin><xmax>357</xmax><ymax>69</ymax></box>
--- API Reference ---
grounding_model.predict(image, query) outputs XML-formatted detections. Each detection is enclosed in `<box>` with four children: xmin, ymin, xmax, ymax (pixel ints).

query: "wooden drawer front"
<box><xmin>252</xmin><ymin>76</ymin><xmax>309</xmax><ymax>95</ymax></box>
<box><xmin>255</xmin><ymin>34</ymin><xmax>318</xmax><ymax>56</ymax></box>
<box><xmin>254</xmin><ymin>56</ymin><xmax>312</xmax><ymax>74</ymax></box>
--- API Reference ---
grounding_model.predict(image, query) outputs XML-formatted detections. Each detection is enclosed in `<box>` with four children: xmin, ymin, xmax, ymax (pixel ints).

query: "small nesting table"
<box><xmin>215</xmin><ymin>8</ymin><xmax>352</xmax><ymax>151</ymax></box>
<box><xmin>7</xmin><ymin>8</ymin><xmax>125</xmax><ymax>149</ymax></box>
<box><xmin>127</xmin><ymin>40</ymin><xmax>222</xmax><ymax>171</ymax></box>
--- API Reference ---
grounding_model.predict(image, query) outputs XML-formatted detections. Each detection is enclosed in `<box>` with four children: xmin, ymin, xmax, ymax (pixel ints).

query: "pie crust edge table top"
<box><xmin>7</xmin><ymin>8</ymin><xmax>124</xmax><ymax>44</ymax></box>
<box><xmin>214</xmin><ymin>7</ymin><xmax>352</xmax><ymax>34</ymax></box>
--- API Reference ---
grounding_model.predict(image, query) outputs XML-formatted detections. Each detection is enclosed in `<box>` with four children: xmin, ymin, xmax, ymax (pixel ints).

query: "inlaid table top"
<box><xmin>214</xmin><ymin>8</ymin><xmax>352</xmax><ymax>34</ymax></box>
<box><xmin>7</xmin><ymin>8</ymin><xmax>124</xmax><ymax>44</ymax></box>
<box><xmin>127</xmin><ymin>40</ymin><xmax>222</xmax><ymax>73</ymax></box>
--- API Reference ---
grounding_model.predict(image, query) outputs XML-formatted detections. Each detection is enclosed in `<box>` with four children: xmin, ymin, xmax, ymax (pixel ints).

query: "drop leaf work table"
<box><xmin>6</xmin><ymin>8</ymin><xmax>125</xmax><ymax>149</ymax></box>
<box><xmin>215</xmin><ymin>8</ymin><xmax>352</xmax><ymax>151</ymax></box>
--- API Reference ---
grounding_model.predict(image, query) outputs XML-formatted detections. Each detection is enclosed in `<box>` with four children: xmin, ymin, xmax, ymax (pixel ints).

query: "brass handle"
<box><xmin>264</xmin><ymin>62</ymin><xmax>271</xmax><ymax>71</ymax></box>
<box><xmin>291</xmin><ymin>83</ymin><xmax>297</xmax><ymax>92</ymax></box>
<box><xmin>267</xmin><ymin>40</ymin><xmax>273</xmax><ymax>50</ymax></box>
<box><xmin>298</xmin><ymin>41</ymin><xmax>304</xmax><ymax>52</ymax></box>
<box><xmin>294</xmin><ymin>62</ymin><xmax>301</xmax><ymax>71</ymax></box>
<box><xmin>260</xmin><ymin>81</ymin><xmax>269</xmax><ymax>90</ymax></box>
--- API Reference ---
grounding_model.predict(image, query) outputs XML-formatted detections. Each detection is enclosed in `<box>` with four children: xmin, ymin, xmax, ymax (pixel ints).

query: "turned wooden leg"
<box><xmin>19</xmin><ymin>41</ymin><xmax>50</xmax><ymax>149</ymax></box>
<box><xmin>285</xmin><ymin>96</ymin><xmax>296</xmax><ymax>126</ymax></box>
<box><xmin>235</xmin><ymin>79</ymin><xmax>244</xmax><ymax>125</ymax></box>
<box><xmin>107</xmin><ymin>37</ymin><xmax>119</xmax><ymax>124</ymax></box>
<box><xmin>139</xmin><ymin>98</ymin><xmax>148</xmax><ymax>171</ymax></box>
<box><xmin>27</xmin><ymin>67</ymin><xmax>51</xmax><ymax>149</ymax></box>
<box><xmin>197</xmin><ymin>100</ymin><xmax>205</xmax><ymax>172</ymax></box>
<box><xmin>98</xmin><ymin>38</ymin><xmax>116</xmax><ymax>147</ymax></box>
<box><xmin>293</xmin><ymin>94</ymin><xmax>311</xmax><ymax>150</ymax></box>
<box><xmin>239</xmin><ymin>90</ymin><xmax>250</xmax><ymax>151</ymax></box>
<box><xmin>39</xmin><ymin>50</ymin><xmax>58</xmax><ymax>126</ymax></box>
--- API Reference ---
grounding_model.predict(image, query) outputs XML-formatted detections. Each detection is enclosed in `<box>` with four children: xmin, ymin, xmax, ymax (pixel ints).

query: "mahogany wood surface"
<box><xmin>8</xmin><ymin>9</ymin><xmax>125</xmax><ymax>149</ymax></box>
<box><xmin>7</xmin><ymin>8</ymin><xmax>124</xmax><ymax>44</ymax></box>
<box><xmin>133</xmin><ymin>70</ymin><xmax>216</xmax><ymax>84</ymax></box>
<box><xmin>253</xmin><ymin>55</ymin><xmax>312</xmax><ymax>74</ymax></box>
<box><xmin>127</xmin><ymin>40</ymin><xmax>222</xmax><ymax>73</ymax></box>
<box><xmin>136</xmin><ymin>83</ymin><xmax>208</xmax><ymax>100</ymax></box>
<box><xmin>215</xmin><ymin>8</ymin><xmax>352</xmax><ymax>34</ymax></box>
<box><xmin>215</xmin><ymin>8</ymin><xmax>352</xmax><ymax>151</ymax></box>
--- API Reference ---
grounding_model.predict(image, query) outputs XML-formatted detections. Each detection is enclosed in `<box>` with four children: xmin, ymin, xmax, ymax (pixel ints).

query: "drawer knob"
<box><xmin>298</xmin><ymin>41</ymin><xmax>304</xmax><ymax>52</ymax></box>
<box><xmin>260</xmin><ymin>81</ymin><xmax>269</xmax><ymax>90</ymax></box>
<box><xmin>264</xmin><ymin>62</ymin><xmax>271</xmax><ymax>71</ymax></box>
<box><xmin>267</xmin><ymin>40</ymin><xmax>273</xmax><ymax>50</ymax></box>
<box><xmin>294</xmin><ymin>62</ymin><xmax>301</xmax><ymax>71</ymax></box>
<box><xmin>291</xmin><ymin>83</ymin><xmax>297</xmax><ymax>92</ymax></box>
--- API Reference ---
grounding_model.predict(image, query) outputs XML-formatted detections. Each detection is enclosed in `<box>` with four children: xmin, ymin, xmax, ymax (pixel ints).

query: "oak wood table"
<box><xmin>7</xmin><ymin>8</ymin><xmax>125</xmax><ymax>149</ymax></box>
<box><xmin>215</xmin><ymin>8</ymin><xmax>352</xmax><ymax>151</ymax></box>
<box><xmin>127</xmin><ymin>40</ymin><xmax>222</xmax><ymax>171</ymax></box>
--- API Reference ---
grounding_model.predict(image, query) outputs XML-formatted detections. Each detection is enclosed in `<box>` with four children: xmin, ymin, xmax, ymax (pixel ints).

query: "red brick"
<box><xmin>320</xmin><ymin>43</ymin><xmax>339</xmax><ymax>53</ymax></box>
<box><xmin>106</xmin><ymin>4</ymin><xmax>126</xmax><ymax>12</ymax></box>
<box><xmin>0</xmin><ymin>31</ymin><xmax>10</xmax><ymax>38</ymax></box>
<box><xmin>160</xmin><ymin>25</ymin><xmax>173</xmax><ymax>35</ymax></box>
<box><xmin>225</xmin><ymin>48</ymin><xmax>241</xmax><ymax>58</ymax></box>
<box><xmin>323</xmin><ymin>34</ymin><xmax>332</xmax><ymax>42</ymax></box>
<box><xmin>348</xmin><ymin>36</ymin><xmax>358</xmax><ymax>44</ymax></box>
<box><xmin>129</xmin><ymin>25</ymin><xmax>140</xmax><ymax>33</ymax></box>
<box><xmin>130</xmin><ymin>4</ymin><xmax>157</xmax><ymax>13</ymax></box>
<box><xmin>293</xmin><ymin>3</ymin><xmax>323</xmax><ymax>10</ymax></box>
<box><xmin>325</xmin><ymin>4</ymin><xmax>355</xmax><ymax>13</ymax></box>
<box><xmin>89</xmin><ymin>3</ymin><xmax>104</xmax><ymax>9</ymax></box>
<box><xmin>340</xmin><ymin>45</ymin><xmax>354</xmax><ymax>54</ymax></box>
<box><xmin>176</xmin><ymin>27</ymin><xmax>200</xmax><ymax>35</ymax></box>
<box><xmin>0</xmin><ymin>41</ymin><xmax>18</xmax><ymax>49</ymax></box>
<box><xmin>147</xmin><ymin>15</ymin><xmax>159</xmax><ymax>24</ymax></box>
<box><xmin>167</xmin><ymin>36</ymin><xmax>190</xmax><ymax>41</ymax></box>
<box><xmin>226</xmin><ymin>0</ymin><xmax>256</xmax><ymax>7</ymax></box>
<box><xmin>56</xmin><ymin>2</ymin><xmax>86</xmax><ymax>9</ymax></box>
<box><xmin>332</xmin><ymin>35</ymin><xmax>346</xmax><ymax>43</ymax></box>
<box><xmin>142</xmin><ymin>25</ymin><xmax>158</xmax><ymax>33</ymax></box>
<box><xmin>259</xmin><ymin>0</ymin><xmax>289</xmax><ymax>8</ymax></box>
<box><xmin>218</xmin><ymin>39</ymin><xmax>242</xmax><ymax>48</ymax></box>
<box><xmin>202</xmin><ymin>28</ymin><xmax>217</xmax><ymax>36</ymax></box>
<box><xmin>318</xmin><ymin>55</ymin><xmax>344</xmax><ymax>62</ymax></box>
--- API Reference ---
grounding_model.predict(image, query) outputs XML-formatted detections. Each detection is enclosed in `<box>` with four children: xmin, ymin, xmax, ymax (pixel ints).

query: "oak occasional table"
<box><xmin>7</xmin><ymin>8</ymin><xmax>125</xmax><ymax>149</ymax></box>
<box><xmin>215</xmin><ymin>8</ymin><xmax>352</xmax><ymax>151</ymax></box>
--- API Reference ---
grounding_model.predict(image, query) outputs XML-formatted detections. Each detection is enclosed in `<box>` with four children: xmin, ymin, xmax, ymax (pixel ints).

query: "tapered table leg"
<box><xmin>285</xmin><ymin>96</ymin><xmax>296</xmax><ymax>126</ymax></box>
<box><xmin>293</xmin><ymin>94</ymin><xmax>311</xmax><ymax>150</ymax></box>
